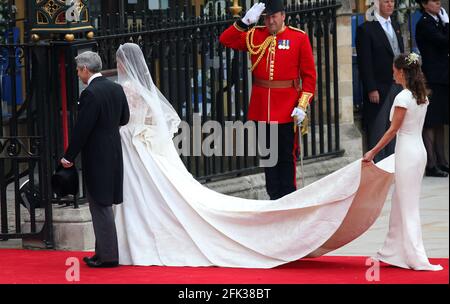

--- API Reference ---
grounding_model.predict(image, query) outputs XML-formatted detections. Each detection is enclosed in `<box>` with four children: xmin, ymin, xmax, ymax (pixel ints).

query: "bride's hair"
<box><xmin>394</xmin><ymin>53</ymin><xmax>429</xmax><ymax>105</ymax></box>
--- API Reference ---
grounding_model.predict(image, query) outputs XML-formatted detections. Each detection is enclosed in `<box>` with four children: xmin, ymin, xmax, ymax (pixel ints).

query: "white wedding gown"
<box><xmin>113</xmin><ymin>83</ymin><xmax>432</xmax><ymax>269</ymax></box>
<box><xmin>373</xmin><ymin>89</ymin><xmax>443</xmax><ymax>271</ymax></box>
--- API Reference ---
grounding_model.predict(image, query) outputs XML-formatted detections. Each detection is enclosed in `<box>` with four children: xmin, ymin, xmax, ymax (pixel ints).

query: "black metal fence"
<box><xmin>94</xmin><ymin>0</ymin><xmax>344</xmax><ymax>182</ymax></box>
<box><xmin>0</xmin><ymin>41</ymin><xmax>54</xmax><ymax>246</ymax></box>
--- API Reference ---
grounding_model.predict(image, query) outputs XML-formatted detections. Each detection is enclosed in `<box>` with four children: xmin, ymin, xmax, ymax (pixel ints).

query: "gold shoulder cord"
<box><xmin>246</xmin><ymin>28</ymin><xmax>277</xmax><ymax>71</ymax></box>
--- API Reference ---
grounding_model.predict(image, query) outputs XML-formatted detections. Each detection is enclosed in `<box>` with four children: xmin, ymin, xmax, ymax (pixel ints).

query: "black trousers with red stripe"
<box><xmin>259</xmin><ymin>122</ymin><xmax>299</xmax><ymax>200</ymax></box>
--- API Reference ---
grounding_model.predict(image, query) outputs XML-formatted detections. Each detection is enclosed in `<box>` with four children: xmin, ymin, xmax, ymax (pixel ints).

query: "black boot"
<box><xmin>438</xmin><ymin>164</ymin><xmax>449</xmax><ymax>173</ymax></box>
<box><xmin>425</xmin><ymin>166</ymin><xmax>448</xmax><ymax>177</ymax></box>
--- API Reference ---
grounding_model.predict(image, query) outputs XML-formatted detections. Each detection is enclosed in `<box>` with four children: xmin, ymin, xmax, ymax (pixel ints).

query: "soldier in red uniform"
<box><xmin>219</xmin><ymin>0</ymin><xmax>316</xmax><ymax>199</ymax></box>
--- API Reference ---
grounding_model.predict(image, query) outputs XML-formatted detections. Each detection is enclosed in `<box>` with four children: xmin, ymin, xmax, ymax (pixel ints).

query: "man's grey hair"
<box><xmin>75</xmin><ymin>51</ymin><xmax>102</xmax><ymax>73</ymax></box>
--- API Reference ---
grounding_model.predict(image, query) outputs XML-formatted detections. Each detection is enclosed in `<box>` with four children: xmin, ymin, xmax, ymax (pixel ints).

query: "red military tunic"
<box><xmin>219</xmin><ymin>23</ymin><xmax>316</xmax><ymax>123</ymax></box>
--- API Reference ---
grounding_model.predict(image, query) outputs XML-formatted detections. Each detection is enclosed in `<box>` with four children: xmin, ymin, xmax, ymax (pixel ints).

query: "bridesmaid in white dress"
<box><xmin>113</xmin><ymin>43</ymin><xmax>396</xmax><ymax>268</ymax></box>
<box><xmin>363</xmin><ymin>53</ymin><xmax>443</xmax><ymax>271</ymax></box>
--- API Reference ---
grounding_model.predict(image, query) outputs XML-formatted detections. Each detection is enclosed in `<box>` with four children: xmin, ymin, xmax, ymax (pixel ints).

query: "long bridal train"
<box><xmin>114</xmin><ymin>121</ymin><xmax>395</xmax><ymax>268</ymax></box>
<box><xmin>306</xmin><ymin>156</ymin><xmax>394</xmax><ymax>258</ymax></box>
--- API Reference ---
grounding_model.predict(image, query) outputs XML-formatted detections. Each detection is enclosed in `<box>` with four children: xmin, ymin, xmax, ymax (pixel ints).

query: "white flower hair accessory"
<box><xmin>406</xmin><ymin>52</ymin><xmax>420</xmax><ymax>66</ymax></box>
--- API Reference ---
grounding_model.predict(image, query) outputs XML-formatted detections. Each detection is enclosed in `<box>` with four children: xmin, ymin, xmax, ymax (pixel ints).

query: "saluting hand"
<box><xmin>439</xmin><ymin>7</ymin><xmax>449</xmax><ymax>24</ymax></box>
<box><xmin>242</xmin><ymin>2</ymin><xmax>266</xmax><ymax>26</ymax></box>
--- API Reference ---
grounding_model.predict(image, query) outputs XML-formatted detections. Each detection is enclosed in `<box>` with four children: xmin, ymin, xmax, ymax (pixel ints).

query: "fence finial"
<box><xmin>230</xmin><ymin>0</ymin><xmax>242</xmax><ymax>17</ymax></box>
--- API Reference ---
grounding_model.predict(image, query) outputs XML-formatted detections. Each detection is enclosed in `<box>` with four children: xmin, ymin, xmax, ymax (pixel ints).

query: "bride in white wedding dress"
<box><xmin>113</xmin><ymin>43</ymin><xmax>396</xmax><ymax>268</ymax></box>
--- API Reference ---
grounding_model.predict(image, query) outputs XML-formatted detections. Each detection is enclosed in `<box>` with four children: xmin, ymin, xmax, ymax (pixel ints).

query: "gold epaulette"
<box><xmin>288</xmin><ymin>26</ymin><xmax>305</xmax><ymax>34</ymax></box>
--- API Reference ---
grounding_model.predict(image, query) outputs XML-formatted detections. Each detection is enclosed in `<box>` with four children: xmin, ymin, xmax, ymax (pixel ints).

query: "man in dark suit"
<box><xmin>61</xmin><ymin>51</ymin><xmax>130</xmax><ymax>268</ymax></box>
<box><xmin>415</xmin><ymin>0</ymin><xmax>449</xmax><ymax>177</ymax></box>
<box><xmin>355</xmin><ymin>0</ymin><xmax>404</xmax><ymax>162</ymax></box>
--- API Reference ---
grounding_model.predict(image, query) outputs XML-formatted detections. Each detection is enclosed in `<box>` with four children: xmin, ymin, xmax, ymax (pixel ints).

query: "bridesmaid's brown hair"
<box><xmin>394</xmin><ymin>53</ymin><xmax>429</xmax><ymax>105</ymax></box>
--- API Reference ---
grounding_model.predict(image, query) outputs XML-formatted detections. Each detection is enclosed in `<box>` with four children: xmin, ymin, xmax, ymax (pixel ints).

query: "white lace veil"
<box><xmin>116</xmin><ymin>43</ymin><xmax>181</xmax><ymax>139</ymax></box>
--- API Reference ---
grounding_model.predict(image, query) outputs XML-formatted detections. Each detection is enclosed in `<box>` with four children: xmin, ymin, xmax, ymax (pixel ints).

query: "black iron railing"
<box><xmin>0</xmin><ymin>42</ymin><xmax>54</xmax><ymax>246</ymax></box>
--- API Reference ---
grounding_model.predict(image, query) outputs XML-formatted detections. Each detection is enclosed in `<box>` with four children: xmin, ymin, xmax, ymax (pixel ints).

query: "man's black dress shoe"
<box><xmin>83</xmin><ymin>255</ymin><xmax>98</xmax><ymax>264</ymax></box>
<box><xmin>85</xmin><ymin>259</ymin><xmax>119</xmax><ymax>268</ymax></box>
<box><xmin>438</xmin><ymin>165</ymin><xmax>449</xmax><ymax>173</ymax></box>
<box><xmin>425</xmin><ymin>166</ymin><xmax>448</xmax><ymax>177</ymax></box>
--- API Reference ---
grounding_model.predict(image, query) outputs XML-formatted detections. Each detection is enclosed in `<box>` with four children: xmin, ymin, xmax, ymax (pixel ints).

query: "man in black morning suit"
<box><xmin>61</xmin><ymin>51</ymin><xmax>130</xmax><ymax>268</ymax></box>
<box><xmin>355</xmin><ymin>0</ymin><xmax>404</xmax><ymax>162</ymax></box>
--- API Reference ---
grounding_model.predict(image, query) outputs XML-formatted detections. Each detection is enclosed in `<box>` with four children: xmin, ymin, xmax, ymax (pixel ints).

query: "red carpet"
<box><xmin>0</xmin><ymin>249</ymin><xmax>447</xmax><ymax>284</ymax></box>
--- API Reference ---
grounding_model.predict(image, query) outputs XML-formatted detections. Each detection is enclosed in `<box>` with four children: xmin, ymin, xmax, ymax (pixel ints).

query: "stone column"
<box><xmin>336</xmin><ymin>0</ymin><xmax>354</xmax><ymax>124</ymax></box>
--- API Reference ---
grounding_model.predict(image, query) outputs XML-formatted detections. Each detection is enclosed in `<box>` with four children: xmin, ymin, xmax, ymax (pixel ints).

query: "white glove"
<box><xmin>291</xmin><ymin>107</ymin><xmax>306</xmax><ymax>125</ymax></box>
<box><xmin>439</xmin><ymin>7</ymin><xmax>449</xmax><ymax>24</ymax></box>
<box><xmin>242</xmin><ymin>2</ymin><xmax>266</xmax><ymax>26</ymax></box>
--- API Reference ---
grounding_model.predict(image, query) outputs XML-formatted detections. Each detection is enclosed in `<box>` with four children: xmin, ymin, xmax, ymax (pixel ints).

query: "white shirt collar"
<box><xmin>426</xmin><ymin>12</ymin><xmax>439</xmax><ymax>22</ymax></box>
<box><xmin>87</xmin><ymin>73</ymin><xmax>102</xmax><ymax>85</ymax></box>
<box><xmin>375</xmin><ymin>12</ymin><xmax>391</xmax><ymax>24</ymax></box>
<box><xmin>375</xmin><ymin>12</ymin><xmax>394</xmax><ymax>37</ymax></box>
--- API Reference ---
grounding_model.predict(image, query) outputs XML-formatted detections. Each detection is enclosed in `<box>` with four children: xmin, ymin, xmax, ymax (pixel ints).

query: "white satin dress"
<box><xmin>114</xmin><ymin>82</ymin><xmax>396</xmax><ymax>268</ymax></box>
<box><xmin>374</xmin><ymin>89</ymin><xmax>442</xmax><ymax>271</ymax></box>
